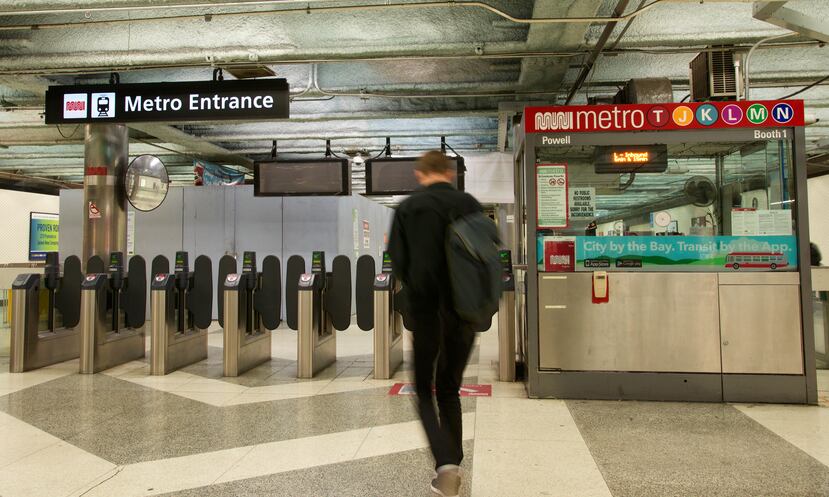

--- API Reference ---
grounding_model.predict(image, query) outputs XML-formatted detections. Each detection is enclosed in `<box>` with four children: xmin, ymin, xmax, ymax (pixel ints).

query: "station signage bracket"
<box><xmin>45</xmin><ymin>79</ymin><xmax>290</xmax><ymax>124</ymax></box>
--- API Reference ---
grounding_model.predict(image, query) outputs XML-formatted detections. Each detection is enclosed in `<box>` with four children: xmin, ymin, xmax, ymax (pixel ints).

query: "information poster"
<box><xmin>362</xmin><ymin>220</ymin><xmax>371</xmax><ymax>249</ymax></box>
<box><xmin>731</xmin><ymin>208</ymin><xmax>792</xmax><ymax>236</ymax></box>
<box><xmin>127</xmin><ymin>210</ymin><xmax>136</xmax><ymax>256</ymax></box>
<box><xmin>568</xmin><ymin>187</ymin><xmax>595</xmax><ymax>220</ymax></box>
<box><xmin>29</xmin><ymin>212</ymin><xmax>59</xmax><ymax>261</ymax></box>
<box><xmin>536</xmin><ymin>164</ymin><xmax>568</xmax><ymax>229</ymax></box>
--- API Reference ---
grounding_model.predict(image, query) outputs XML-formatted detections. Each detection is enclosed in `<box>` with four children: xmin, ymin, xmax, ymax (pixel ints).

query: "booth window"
<box><xmin>535</xmin><ymin>139</ymin><xmax>798</xmax><ymax>272</ymax></box>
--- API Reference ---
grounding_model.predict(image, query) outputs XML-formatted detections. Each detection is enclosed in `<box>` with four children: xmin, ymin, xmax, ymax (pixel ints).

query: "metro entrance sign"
<box><xmin>525</xmin><ymin>99</ymin><xmax>804</xmax><ymax>133</ymax></box>
<box><xmin>45</xmin><ymin>79</ymin><xmax>290</xmax><ymax>124</ymax></box>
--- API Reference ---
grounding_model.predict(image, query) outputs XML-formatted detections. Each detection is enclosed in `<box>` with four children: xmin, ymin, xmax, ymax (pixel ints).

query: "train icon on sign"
<box><xmin>91</xmin><ymin>92</ymin><xmax>116</xmax><ymax>119</ymax></box>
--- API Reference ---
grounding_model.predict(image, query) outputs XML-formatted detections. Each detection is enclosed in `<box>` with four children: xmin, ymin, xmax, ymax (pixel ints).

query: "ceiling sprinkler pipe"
<box><xmin>744</xmin><ymin>32</ymin><xmax>797</xmax><ymax>100</ymax></box>
<box><xmin>0</xmin><ymin>0</ymin><xmax>665</xmax><ymax>31</ymax></box>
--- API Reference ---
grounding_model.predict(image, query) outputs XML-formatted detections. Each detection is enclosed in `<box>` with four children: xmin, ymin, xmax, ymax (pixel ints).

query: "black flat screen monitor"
<box><xmin>364</xmin><ymin>156</ymin><xmax>465</xmax><ymax>196</ymax></box>
<box><xmin>254</xmin><ymin>159</ymin><xmax>350</xmax><ymax>196</ymax></box>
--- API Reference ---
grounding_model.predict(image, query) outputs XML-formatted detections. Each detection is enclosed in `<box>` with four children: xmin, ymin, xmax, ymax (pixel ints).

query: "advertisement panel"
<box><xmin>538</xmin><ymin>235</ymin><xmax>798</xmax><ymax>272</ymax></box>
<box><xmin>29</xmin><ymin>212</ymin><xmax>59</xmax><ymax>261</ymax></box>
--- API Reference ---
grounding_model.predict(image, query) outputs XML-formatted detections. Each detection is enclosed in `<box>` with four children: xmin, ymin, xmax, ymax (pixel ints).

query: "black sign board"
<box><xmin>593</xmin><ymin>144</ymin><xmax>668</xmax><ymax>174</ymax></box>
<box><xmin>45</xmin><ymin>79</ymin><xmax>289</xmax><ymax>124</ymax></box>
<box><xmin>254</xmin><ymin>159</ymin><xmax>350</xmax><ymax>197</ymax></box>
<box><xmin>365</xmin><ymin>156</ymin><xmax>465</xmax><ymax>196</ymax></box>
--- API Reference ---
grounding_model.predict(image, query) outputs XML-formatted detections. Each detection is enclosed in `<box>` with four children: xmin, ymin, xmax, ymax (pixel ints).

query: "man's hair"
<box><xmin>416</xmin><ymin>150</ymin><xmax>451</xmax><ymax>175</ymax></box>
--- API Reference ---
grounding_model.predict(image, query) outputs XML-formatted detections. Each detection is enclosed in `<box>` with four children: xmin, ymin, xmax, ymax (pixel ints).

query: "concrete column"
<box><xmin>82</xmin><ymin>124</ymin><xmax>128</xmax><ymax>266</ymax></box>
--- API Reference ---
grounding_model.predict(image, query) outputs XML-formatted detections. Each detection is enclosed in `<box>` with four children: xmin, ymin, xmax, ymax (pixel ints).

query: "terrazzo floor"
<box><xmin>1</xmin><ymin>322</ymin><xmax>829</xmax><ymax>497</ymax></box>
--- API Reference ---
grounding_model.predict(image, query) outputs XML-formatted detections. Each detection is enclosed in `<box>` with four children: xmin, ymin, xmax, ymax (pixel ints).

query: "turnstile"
<box><xmin>497</xmin><ymin>250</ymin><xmax>517</xmax><ymax>382</ymax></box>
<box><xmin>356</xmin><ymin>253</ymin><xmax>404</xmax><ymax>379</ymax></box>
<box><xmin>220</xmin><ymin>251</ymin><xmax>281</xmax><ymax>377</ymax></box>
<box><xmin>79</xmin><ymin>252</ymin><xmax>147</xmax><ymax>374</ymax></box>
<box><xmin>292</xmin><ymin>251</ymin><xmax>351</xmax><ymax>378</ymax></box>
<box><xmin>10</xmin><ymin>253</ymin><xmax>82</xmax><ymax>372</ymax></box>
<box><xmin>150</xmin><ymin>252</ymin><xmax>213</xmax><ymax>375</ymax></box>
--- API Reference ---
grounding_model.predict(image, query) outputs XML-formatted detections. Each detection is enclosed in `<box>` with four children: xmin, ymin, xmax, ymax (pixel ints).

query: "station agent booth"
<box><xmin>513</xmin><ymin>99</ymin><xmax>817</xmax><ymax>404</ymax></box>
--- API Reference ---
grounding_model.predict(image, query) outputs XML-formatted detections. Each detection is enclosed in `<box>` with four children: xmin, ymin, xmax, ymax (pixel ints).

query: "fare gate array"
<box><xmin>10</xmin><ymin>250</ymin><xmax>520</xmax><ymax>385</ymax></box>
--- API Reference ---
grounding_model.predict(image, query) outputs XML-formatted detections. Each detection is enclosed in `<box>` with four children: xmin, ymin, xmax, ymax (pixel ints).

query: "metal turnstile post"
<box><xmin>222</xmin><ymin>273</ymin><xmax>271</xmax><ymax>377</ymax></box>
<box><xmin>9</xmin><ymin>286</ymin><xmax>30</xmax><ymax>373</ymax></box>
<box><xmin>498</xmin><ymin>286</ymin><xmax>516</xmax><ymax>382</ymax></box>
<box><xmin>150</xmin><ymin>281</ymin><xmax>171</xmax><ymax>375</ymax></box>
<box><xmin>373</xmin><ymin>275</ymin><xmax>404</xmax><ymax>380</ymax></box>
<box><xmin>297</xmin><ymin>273</ymin><xmax>337</xmax><ymax>378</ymax></box>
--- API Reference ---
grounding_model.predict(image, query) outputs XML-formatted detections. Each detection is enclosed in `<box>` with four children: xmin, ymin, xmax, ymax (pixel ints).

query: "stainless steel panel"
<box><xmin>222</xmin><ymin>290</ymin><xmax>240</xmax><ymax>377</ymax></box>
<box><xmin>498</xmin><ymin>290</ymin><xmax>516</xmax><ymax>382</ymax></box>
<box><xmin>373</xmin><ymin>289</ymin><xmax>403</xmax><ymax>380</ymax></box>
<box><xmin>150</xmin><ymin>290</ymin><xmax>168</xmax><ymax>375</ymax></box>
<box><xmin>720</xmin><ymin>284</ymin><xmax>803</xmax><ymax>374</ymax></box>
<box><xmin>79</xmin><ymin>289</ymin><xmax>97</xmax><ymax>374</ymax></box>
<box><xmin>9</xmin><ymin>289</ymin><xmax>29</xmax><ymax>373</ymax></box>
<box><xmin>718</xmin><ymin>272</ymin><xmax>799</xmax><ymax>286</ymax></box>
<box><xmin>538</xmin><ymin>273</ymin><xmax>722</xmax><ymax>373</ymax></box>
<box><xmin>297</xmin><ymin>290</ymin><xmax>315</xmax><ymax>378</ymax></box>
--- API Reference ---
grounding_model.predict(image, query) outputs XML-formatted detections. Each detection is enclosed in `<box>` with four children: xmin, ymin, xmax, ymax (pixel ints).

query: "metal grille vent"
<box><xmin>710</xmin><ymin>50</ymin><xmax>737</xmax><ymax>95</ymax></box>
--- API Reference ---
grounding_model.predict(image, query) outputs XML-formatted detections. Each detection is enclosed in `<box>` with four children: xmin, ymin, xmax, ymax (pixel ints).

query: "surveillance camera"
<box><xmin>352</xmin><ymin>155</ymin><xmax>365</xmax><ymax>166</ymax></box>
<box><xmin>474</xmin><ymin>44</ymin><xmax>484</xmax><ymax>56</ymax></box>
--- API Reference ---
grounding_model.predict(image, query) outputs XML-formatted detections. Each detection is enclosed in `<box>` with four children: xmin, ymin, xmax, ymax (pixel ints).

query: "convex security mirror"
<box><xmin>125</xmin><ymin>155</ymin><xmax>170</xmax><ymax>212</ymax></box>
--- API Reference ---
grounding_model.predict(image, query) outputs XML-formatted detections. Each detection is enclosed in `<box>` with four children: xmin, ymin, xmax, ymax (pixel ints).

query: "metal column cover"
<box><xmin>297</xmin><ymin>282</ymin><xmax>316</xmax><ymax>378</ymax></box>
<box><xmin>498</xmin><ymin>290</ymin><xmax>516</xmax><ymax>382</ymax></box>
<box><xmin>83</xmin><ymin>125</ymin><xmax>128</xmax><ymax>266</ymax></box>
<box><xmin>9</xmin><ymin>287</ymin><xmax>32</xmax><ymax>373</ymax></box>
<box><xmin>150</xmin><ymin>287</ymin><xmax>169</xmax><ymax>375</ymax></box>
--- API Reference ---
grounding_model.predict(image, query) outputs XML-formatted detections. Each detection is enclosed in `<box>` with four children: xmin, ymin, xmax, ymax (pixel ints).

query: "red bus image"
<box><xmin>725</xmin><ymin>252</ymin><xmax>788</xmax><ymax>270</ymax></box>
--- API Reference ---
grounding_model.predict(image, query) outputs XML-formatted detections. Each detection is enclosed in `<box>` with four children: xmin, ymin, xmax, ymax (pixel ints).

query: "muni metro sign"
<box><xmin>45</xmin><ymin>79</ymin><xmax>290</xmax><ymax>124</ymax></box>
<box><xmin>525</xmin><ymin>100</ymin><xmax>804</xmax><ymax>133</ymax></box>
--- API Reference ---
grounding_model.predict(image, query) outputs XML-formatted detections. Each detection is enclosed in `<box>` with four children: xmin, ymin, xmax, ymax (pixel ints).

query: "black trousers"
<box><xmin>410</xmin><ymin>304</ymin><xmax>476</xmax><ymax>469</ymax></box>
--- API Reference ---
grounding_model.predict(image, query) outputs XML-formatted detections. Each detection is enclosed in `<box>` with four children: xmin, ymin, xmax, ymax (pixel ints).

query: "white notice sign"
<box><xmin>731</xmin><ymin>208</ymin><xmax>793</xmax><ymax>236</ymax></box>
<box><xmin>536</xmin><ymin>164</ymin><xmax>568</xmax><ymax>229</ymax></box>
<box><xmin>568</xmin><ymin>187</ymin><xmax>595</xmax><ymax>219</ymax></box>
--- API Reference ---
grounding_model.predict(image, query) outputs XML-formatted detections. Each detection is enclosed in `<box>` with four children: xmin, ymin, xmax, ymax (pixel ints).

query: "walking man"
<box><xmin>388</xmin><ymin>150</ymin><xmax>483</xmax><ymax>497</ymax></box>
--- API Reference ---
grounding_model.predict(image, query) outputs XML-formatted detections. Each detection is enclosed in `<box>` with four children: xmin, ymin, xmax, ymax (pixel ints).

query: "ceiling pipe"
<box><xmin>743</xmin><ymin>32</ymin><xmax>797</xmax><ymax>100</ymax></box>
<box><xmin>0</xmin><ymin>1</ymin><xmax>665</xmax><ymax>31</ymax></box>
<box><xmin>0</xmin><ymin>41</ymin><xmax>819</xmax><ymax>77</ymax></box>
<box><xmin>564</xmin><ymin>0</ymin><xmax>631</xmax><ymax>105</ymax></box>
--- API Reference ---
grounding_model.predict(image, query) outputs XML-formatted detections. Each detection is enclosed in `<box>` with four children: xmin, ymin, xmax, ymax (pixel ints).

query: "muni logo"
<box><xmin>535</xmin><ymin>111</ymin><xmax>573</xmax><ymax>131</ymax></box>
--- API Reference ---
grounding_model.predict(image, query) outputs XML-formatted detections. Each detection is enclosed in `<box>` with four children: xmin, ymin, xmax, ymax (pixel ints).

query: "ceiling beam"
<box><xmin>754</xmin><ymin>1</ymin><xmax>829</xmax><ymax>43</ymax></box>
<box><xmin>128</xmin><ymin>123</ymin><xmax>252</xmax><ymax>168</ymax></box>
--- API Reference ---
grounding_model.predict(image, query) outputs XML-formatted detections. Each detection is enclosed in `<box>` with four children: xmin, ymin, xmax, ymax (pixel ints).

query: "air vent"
<box><xmin>689</xmin><ymin>48</ymin><xmax>741</xmax><ymax>101</ymax></box>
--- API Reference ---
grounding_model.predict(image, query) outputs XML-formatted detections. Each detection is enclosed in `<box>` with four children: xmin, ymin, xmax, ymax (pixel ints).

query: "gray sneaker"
<box><xmin>430</xmin><ymin>467</ymin><xmax>461</xmax><ymax>497</ymax></box>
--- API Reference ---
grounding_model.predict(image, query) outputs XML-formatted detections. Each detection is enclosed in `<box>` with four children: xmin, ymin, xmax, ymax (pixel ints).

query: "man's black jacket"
<box><xmin>388</xmin><ymin>182</ymin><xmax>483</xmax><ymax>316</ymax></box>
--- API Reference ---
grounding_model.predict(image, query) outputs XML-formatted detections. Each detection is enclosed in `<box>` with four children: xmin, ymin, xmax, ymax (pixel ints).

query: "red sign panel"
<box><xmin>526</xmin><ymin>100</ymin><xmax>804</xmax><ymax>133</ymax></box>
<box><xmin>388</xmin><ymin>383</ymin><xmax>492</xmax><ymax>397</ymax></box>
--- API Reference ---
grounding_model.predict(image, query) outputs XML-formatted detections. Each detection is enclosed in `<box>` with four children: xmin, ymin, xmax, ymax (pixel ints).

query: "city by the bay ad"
<box><xmin>538</xmin><ymin>235</ymin><xmax>798</xmax><ymax>272</ymax></box>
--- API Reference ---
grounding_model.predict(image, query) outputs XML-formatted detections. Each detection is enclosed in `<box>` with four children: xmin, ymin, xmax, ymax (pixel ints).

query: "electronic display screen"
<box><xmin>242</xmin><ymin>251</ymin><xmax>256</xmax><ymax>272</ymax></box>
<box><xmin>594</xmin><ymin>144</ymin><xmax>668</xmax><ymax>173</ymax></box>
<box><xmin>254</xmin><ymin>159</ymin><xmax>350</xmax><ymax>196</ymax></box>
<box><xmin>499</xmin><ymin>250</ymin><xmax>512</xmax><ymax>270</ymax></box>
<box><xmin>365</xmin><ymin>157</ymin><xmax>465</xmax><ymax>195</ymax></box>
<box><xmin>175</xmin><ymin>251</ymin><xmax>188</xmax><ymax>272</ymax></box>
<box><xmin>109</xmin><ymin>252</ymin><xmax>123</xmax><ymax>270</ymax></box>
<box><xmin>381</xmin><ymin>251</ymin><xmax>393</xmax><ymax>273</ymax></box>
<box><xmin>311</xmin><ymin>251</ymin><xmax>325</xmax><ymax>273</ymax></box>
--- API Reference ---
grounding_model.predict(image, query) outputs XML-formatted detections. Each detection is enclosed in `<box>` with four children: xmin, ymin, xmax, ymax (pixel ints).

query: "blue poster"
<box><xmin>29</xmin><ymin>212</ymin><xmax>59</xmax><ymax>261</ymax></box>
<box><xmin>194</xmin><ymin>159</ymin><xmax>245</xmax><ymax>186</ymax></box>
<box><xmin>574</xmin><ymin>236</ymin><xmax>798</xmax><ymax>271</ymax></box>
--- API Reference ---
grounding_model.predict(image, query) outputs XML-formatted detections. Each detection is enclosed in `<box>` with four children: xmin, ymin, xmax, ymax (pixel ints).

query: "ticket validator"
<box><xmin>79</xmin><ymin>252</ymin><xmax>147</xmax><ymax>374</ymax></box>
<box><xmin>356</xmin><ymin>252</ymin><xmax>404</xmax><ymax>379</ymax></box>
<box><xmin>10</xmin><ymin>253</ymin><xmax>82</xmax><ymax>372</ymax></box>
<box><xmin>150</xmin><ymin>252</ymin><xmax>213</xmax><ymax>375</ymax></box>
<box><xmin>219</xmin><ymin>251</ymin><xmax>281</xmax><ymax>377</ymax></box>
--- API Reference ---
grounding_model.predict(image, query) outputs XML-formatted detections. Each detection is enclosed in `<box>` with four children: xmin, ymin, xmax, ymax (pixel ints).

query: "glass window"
<box><xmin>533</xmin><ymin>139</ymin><xmax>798</xmax><ymax>272</ymax></box>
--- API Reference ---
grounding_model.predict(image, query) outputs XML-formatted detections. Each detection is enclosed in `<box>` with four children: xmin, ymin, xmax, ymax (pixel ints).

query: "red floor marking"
<box><xmin>388</xmin><ymin>383</ymin><xmax>492</xmax><ymax>397</ymax></box>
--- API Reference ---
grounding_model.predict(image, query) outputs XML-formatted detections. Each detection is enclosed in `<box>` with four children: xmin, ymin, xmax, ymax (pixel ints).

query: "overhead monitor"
<box><xmin>364</xmin><ymin>156</ymin><xmax>465</xmax><ymax>196</ymax></box>
<box><xmin>594</xmin><ymin>144</ymin><xmax>668</xmax><ymax>174</ymax></box>
<box><xmin>254</xmin><ymin>159</ymin><xmax>350</xmax><ymax>196</ymax></box>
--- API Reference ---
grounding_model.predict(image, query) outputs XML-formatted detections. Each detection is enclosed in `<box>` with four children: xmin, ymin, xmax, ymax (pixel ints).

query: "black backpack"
<box><xmin>445</xmin><ymin>212</ymin><xmax>501</xmax><ymax>329</ymax></box>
